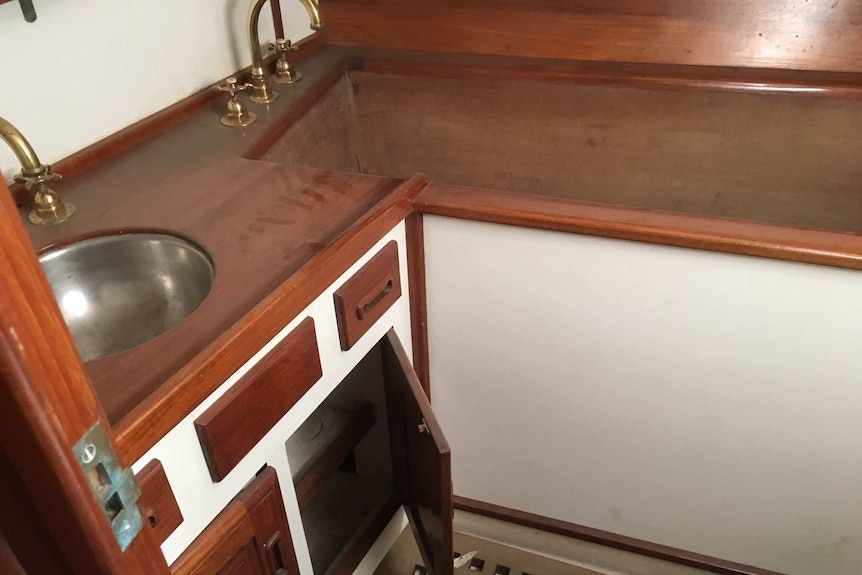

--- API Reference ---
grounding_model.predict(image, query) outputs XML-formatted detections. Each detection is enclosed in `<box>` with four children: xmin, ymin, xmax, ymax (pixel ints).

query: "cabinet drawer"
<box><xmin>195</xmin><ymin>318</ymin><xmax>322</xmax><ymax>482</ymax></box>
<box><xmin>334</xmin><ymin>241</ymin><xmax>402</xmax><ymax>351</ymax></box>
<box><xmin>136</xmin><ymin>459</ymin><xmax>183</xmax><ymax>545</ymax></box>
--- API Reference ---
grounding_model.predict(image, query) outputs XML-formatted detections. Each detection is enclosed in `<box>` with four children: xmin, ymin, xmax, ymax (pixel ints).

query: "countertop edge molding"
<box><xmin>115</xmin><ymin>174</ymin><xmax>430</xmax><ymax>464</ymax></box>
<box><xmin>414</xmin><ymin>184</ymin><xmax>862</xmax><ymax>271</ymax></box>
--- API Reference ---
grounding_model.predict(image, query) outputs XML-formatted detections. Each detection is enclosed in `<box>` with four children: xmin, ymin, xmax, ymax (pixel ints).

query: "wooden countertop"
<box><xmin>21</xmin><ymin>45</ymin><xmax>417</xmax><ymax>462</ymax></box>
<box><xmin>21</xmin><ymin>43</ymin><xmax>862</xmax><ymax>462</ymax></box>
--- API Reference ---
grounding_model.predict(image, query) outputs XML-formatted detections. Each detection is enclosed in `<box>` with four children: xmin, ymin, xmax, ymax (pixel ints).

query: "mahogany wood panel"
<box><xmin>334</xmin><ymin>241</ymin><xmax>402</xmax><ymax>350</ymax></box>
<box><xmin>405</xmin><ymin>213</ymin><xmax>430</xmax><ymax>398</ymax></box>
<box><xmin>236</xmin><ymin>467</ymin><xmax>301</xmax><ymax>575</ymax></box>
<box><xmin>382</xmin><ymin>330</ymin><xmax>453</xmax><ymax>575</ymax></box>
<box><xmin>454</xmin><ymin>496</ymin><xmax>784</xmax><ymax>575</ymax></box>
<box><xmin>415</xmin><ymin>184</ymin><xmax>862</xmax><ymax>272</ymax></box>
<box><xmin>195</xmin><ymin>318</ymin><xmax>322</xmax><ymax>482</ymax></box>
<box><xmin>323</xmin><ymin>0</ymin><xmax>862</xmax><ymax>73</ymax></box>
<box><xmin>0</xmin><ymin>446</ymin><xmax>70</xmax><ymax>575</ymax></box>
<box><xmin>136</xmin><ymin>459</ymin><xmax>184</xmax><ymax>545</ymax></box>
<box><xmin>171</xmin><ymin>467</ymin><xmax>297</xmax><ymax>575</ymax></box>
<box><xmin>0</xmin><ymin>179</ymin><xmax>170</xmax><ymax>573</ymax></box>
<box><xmin>117</xmin><ymin>174</ymin><xmax>428</xmax><ymax>465</ymax></box>
<box><xmin>349</xmin><ymin>71</ymin><xmax>862</xmax><ymax>233</ymax></box>
<box><xmin>295</xmin><ymin>403</ymin><xmax>376</xmax><ymax>509</ymax></box>
<box><xmin>170</xmin><ymin>502</ymin><xmax>258</xmax><ymax>575</ymax></box>
<box><xmin>0</xmin><ymin>530</ymin><xmax>25</xmax><ymax>575</ymax></box>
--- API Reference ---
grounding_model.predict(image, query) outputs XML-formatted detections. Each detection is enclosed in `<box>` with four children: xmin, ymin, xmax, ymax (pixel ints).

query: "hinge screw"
<box><xmin>81</xmin><ymin>443</ymin><xmax>97</xmax><ymax>464</ymax></box>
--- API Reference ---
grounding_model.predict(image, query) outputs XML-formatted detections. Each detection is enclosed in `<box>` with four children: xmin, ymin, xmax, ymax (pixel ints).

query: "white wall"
<box><xmin>425</xmin><ymin>215</ymin><xmax>862</xmax><ymax>575</ymax></box>
<box><xmin>0</xmin><ymin>0</ymin><xmax>314</xmax><ymax>182</ymax></box>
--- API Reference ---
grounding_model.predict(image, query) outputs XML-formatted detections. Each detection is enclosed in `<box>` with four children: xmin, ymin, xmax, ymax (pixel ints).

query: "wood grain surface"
<box><xmin>0</xmin><ymin>179</ymin><xmax>169</xmax><ymax>574</ymax></box>
<box><xmin>334</xmin><ymin>241</ymin><xmax>402</xmax><ymax>350</ymax></box>
<box><xmin>195</xmin><ymin>318</ymin><xmax>322</xmax><ymax>482</ymax></box>
<box><xmin>323</xmin><ymin>0</ymin><xmax>862</xmax><ymax>73</ymax></box>
<box><xmin>415</xmin><ymin>184</ymin><xmax>862</xmax><ymax>271</ymax></box>
<box><xmin>136</xmin><ymin>459</ymin><xmax>184</xmax><ymax>545</ymax></box>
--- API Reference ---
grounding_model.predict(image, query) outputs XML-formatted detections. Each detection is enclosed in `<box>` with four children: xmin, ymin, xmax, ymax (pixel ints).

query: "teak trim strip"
<box><xmin>115</xmin><ymin>174</ymin><xmax>430</xmax><ymax>464</ymax></box>
<box><xmin>454</xmin><ymin>496</ymin><xmax>785</xmax><ymax>575</ymax></box>
<box><xmin>414</xmin><ymin>184</ymin><xmax>862</xmax><ymax>272</ymax></box>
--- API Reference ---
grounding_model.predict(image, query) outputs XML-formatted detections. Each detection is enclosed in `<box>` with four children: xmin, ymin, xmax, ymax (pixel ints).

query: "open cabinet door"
<box><xmin>0</xmin><ymin>179</ymin><xmax>169</xmax><ymax>574</ymax></box>
<box><xmin>382</xmin><ymin>329</ymin><xmax>454</xmax><ymax>575</ymax></box>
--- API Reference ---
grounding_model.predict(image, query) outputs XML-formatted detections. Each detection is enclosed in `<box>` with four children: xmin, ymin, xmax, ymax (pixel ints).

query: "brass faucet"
<box><xmin>0</xmin><ymin>117</ymin><xmax>74</xmax><ymax>225</ymax></box>
<box><xmin>246</xmin><ymin>0</ymin><xmax>322</xmax><ymax>103</ymax></box>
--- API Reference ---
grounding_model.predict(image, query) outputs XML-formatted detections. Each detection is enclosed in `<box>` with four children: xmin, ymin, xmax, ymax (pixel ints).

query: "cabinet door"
<box><xmin>382</xmin><ymin>330</ymin><xmax>453</xmax><ymax>575</ymax></box>
<box><xmin>171</xmin><ymin>467</ymin><xmax>298</xmax><ymax>575</ymax></box>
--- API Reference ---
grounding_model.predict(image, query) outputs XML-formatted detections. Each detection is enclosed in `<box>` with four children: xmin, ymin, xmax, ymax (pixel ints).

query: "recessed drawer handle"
<box><xmin>356</xmin><ymin>276</ymin><xmax>394</xmax><ymax>320</ymax></box>
<box><xmin>264</xmin><ymin>530</ymin><xmax>289</xmax><ymax>575</ymax></box>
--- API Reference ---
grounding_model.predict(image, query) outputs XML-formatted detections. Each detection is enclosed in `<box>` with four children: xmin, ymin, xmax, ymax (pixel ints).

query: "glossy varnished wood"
<box><xmin>382</xmin><ymin>330</ymin><xmax>453</xmax><ymax>575</ymax></box>
<box><xmin>349</xmin><ymin>71</ymin><xmax>862</xmax><ymax>233</ymax></box>
<box><xmin>0</xmin><ymin>181</ymin><xmax>169</xmax><ymax>573</ymax></box>
<box><xmin>405</xmin><ymin>214</ymin><xmax>430</xmax><ymax>397</ymax></box>
<box><xmin>454</xmin><ymin>497</ymin><xmax>784</xmax><ymax>575</ymax></box>
<box><xmin>171</xmin><ymin>467</ymin><xmax>297</xmax><ymax>575</ymax></box>
<box><xmin>0</xmin><ymin>530</ymin><xmax>25</xmax><ymax>575</ymax></box>
<box><xmin>115</xmin><ymin>174</ymin><xmax>427</xmax><ymax>464</ymax></box>
<box><xmin>136</xmin><ymin>459</ymin><xmax>184</xmax><ymax>545</ymax></box>
<box><xmin>324</xmin><ymin>0</ymin><xmax>862</xmax><ymax>73</ymax></box>
<box><xmin>415</xmin><ymin>184</ymin><xmax>862</xmax><ymax>271</ymax></box>
<box><xmin>236</xmin><ymin>467</ymin><xmax>301</xmax><ymax>575</ymax></box>
<box><xmin>334</xmin><ymin>241</ymin><xmax>402</xmax><ymax>350</ymax></box>
<box><xmin>195</xmin><ymin>319</ymin><xmax>322</xmax><ymax>482</ymax></box>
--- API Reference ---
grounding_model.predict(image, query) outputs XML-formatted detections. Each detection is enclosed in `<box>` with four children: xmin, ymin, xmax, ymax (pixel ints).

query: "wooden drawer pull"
<box><xmin>357</xmin><ymin>276</ymin><xmax>394</xmax><ymax>319</ymax></box>
<box><xmin>264</xmin><ymin>531</ymin><xmax>288</xmax><ymax>575</ymax></box>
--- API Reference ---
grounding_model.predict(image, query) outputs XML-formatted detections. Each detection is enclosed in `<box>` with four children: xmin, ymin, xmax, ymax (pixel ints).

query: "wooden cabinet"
<box><xmin>286</xmin><ymin>330</ymin><xmax>452</xmax><ymax>575</ymax></box>
<box><xmin>171</xmin><ymin>467</ymin><xmax>299</xmax><ymax>575</ymax></box>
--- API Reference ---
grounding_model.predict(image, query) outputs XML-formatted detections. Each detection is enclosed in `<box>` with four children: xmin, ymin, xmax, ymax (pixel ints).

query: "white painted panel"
<box><xmin>132</xmin><ymin>221</ymin><xmax>412</xmax><ymax>567</ymax></box>
<box><xmin>0</xmin><ymin>0</ymin><xmax>313</xmax><ymax>182</ymax></box>
<box><xmin>424</xmin><ymin>215</ymin><xmax>862</xmax><ymax>575</ymax></box>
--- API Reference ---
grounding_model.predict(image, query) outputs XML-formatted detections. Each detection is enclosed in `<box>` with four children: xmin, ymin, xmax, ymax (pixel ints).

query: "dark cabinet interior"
<box><xmin>170</xmin><ymin>467</ymin><xmax>299</xmax><ymax>575</ymax></box>
<box><xmin>285</xmin><ymin>330</ymin><xmax>452</xmax><ymax>575</ymax></box>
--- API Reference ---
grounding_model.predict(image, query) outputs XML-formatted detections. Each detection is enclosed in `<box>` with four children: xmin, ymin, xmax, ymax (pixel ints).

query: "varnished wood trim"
<box><xmin>10</xmin><ymin>33</ymin><xmax>325</xmax><ymax>205</ymax></box>
<box><xmin>195</xmin><ymin>318</ymin><xmax>322</xmax><ymax>482</ymax></box>
<box><xmin>415</xmin><ymin>184</ymin><xmax>862</xmax><ymax>271</ymax></box>
<box><xmin>358</xmin><ymin>56</ymin><xmax>862</xmax><ymax>99</ymax></box>
<box><xmin>270</xmin><ymin>0</ymin><xmax>285</xmax><ymax>41</ymax></box>
<box><xmin>405</xmin><ymin>213</ymin><xmax>430</xmax><ymax>398</ymax></box>
<box><xmin>324</xmin><ymin>1</ymin><xmax>862</xmax><ymax>74</ymax></box>
<box><xmin>332</xmin><ymin>496</ymin><xmax>401</xmax><ymax>575</ymax></box>
<box><xmin>169</xmin><ymin>501</ymin><xmax>253</xmax><ymax>575</ymax></box>
<box><xmin>136</xmin><ymin>460</ymin><xmax>184</xmax><ymax>545</ymax></box>
<box><xmin>0</xmin><ymin>177</ymin><xmax>169</xmax><ymax>573</ymax></box>
<box><xmin>116</xmin><ymin>174</ymin><xmax>430</xmax><ymax>464</ymax></box>
<box><xmin>454</xmin><ymin>496</ymin><xmax>785</xmax><ymax>575</ymax></box>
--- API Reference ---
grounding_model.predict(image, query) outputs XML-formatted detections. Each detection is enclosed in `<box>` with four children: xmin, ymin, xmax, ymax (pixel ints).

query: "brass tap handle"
<box><xmin>270</xmin><ymin>39</ymin><xmax>303</xmax><ymax>85</ymax></box>
<box><xmin>215</xmin><ymin>77</ymin><xmax>257</xmax><ymax>128</ymax></box>
<box><xmin>216</xmin><ymin>77</ymin><xmax>253</xmax><ymax>98</ymax></box>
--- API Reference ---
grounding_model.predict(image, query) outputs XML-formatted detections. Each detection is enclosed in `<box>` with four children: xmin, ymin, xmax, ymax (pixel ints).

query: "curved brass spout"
<box><xmin>299</xmin><ymin>0</ymin><xmax>322</xmax><ymax>30</ymax></box>
<box><xmin>0</xmin><ymin>116</ymin><xmax>75</xmax><ymax>225</ymax></box>
<box><xmin>0</xmin><ymin>117</ymin><xmax>43</xmax><ymax>176</ymax></box>
<box><xmin>247</xmin><ymin>0</ymin><xmax>323</xmax><ymax>103</ymax></box>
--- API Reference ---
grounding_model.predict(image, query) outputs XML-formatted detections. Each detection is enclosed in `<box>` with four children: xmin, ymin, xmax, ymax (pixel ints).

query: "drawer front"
<box><xmin>195</xmin><ymin>318</ymin><xmax>322</xmax><ymax>482</ymax></box>
<box><xmin>334</xmin><ymin>241</ymin><xmax>402</xmax><ymax>351</ymax></box>
<box><xmin>136</xmin><ymin>459</ymin><xmax>183</xmax><ymax>545</ymax></box>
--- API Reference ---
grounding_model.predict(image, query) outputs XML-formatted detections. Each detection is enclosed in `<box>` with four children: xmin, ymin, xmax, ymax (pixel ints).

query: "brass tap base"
<box><xmin>272</xmin><ymin>70</ymin><xmax>302</xmax><ymax>85</ymax></box>
<box><xmin>28</xmin><ymin>201</ymin><xmax>75</xmax><ymax>226</ymax></box>
<box><xmin>249</xmin><ymin>91</ymin><xmax>278</xmax><ymax>104</ymax></box>
<box><xmin>220</xmin><ymin>111</ymin><xmax>257</xmax><ymax>128</ymax></box>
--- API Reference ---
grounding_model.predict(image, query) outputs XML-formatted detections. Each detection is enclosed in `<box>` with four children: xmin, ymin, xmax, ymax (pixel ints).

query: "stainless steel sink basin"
<box><xmin>39</xmin><ymin>233</ymin><xmax>215</xmax><ymax>362</ymax></box>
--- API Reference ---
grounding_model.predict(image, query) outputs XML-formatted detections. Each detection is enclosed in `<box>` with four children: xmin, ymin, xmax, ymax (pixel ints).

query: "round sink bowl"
<box><xmin>39</xmin><ymin>233</ymin><xmax>215</xmax><ymax>362</ymax></box>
